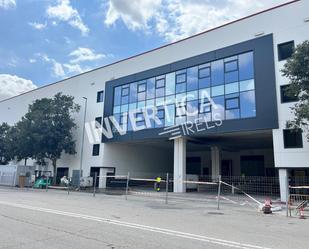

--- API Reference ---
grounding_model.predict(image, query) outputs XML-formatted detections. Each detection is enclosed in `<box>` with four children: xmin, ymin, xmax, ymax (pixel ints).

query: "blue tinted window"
<box><xmin>176</xmin><ymin>82</ymin><xmax>186</xmax><ymax>93</ymax></box>
<box><xmin>211</xmin><ymin>60</ymin><xmax>224</xmax><ymax>86</ymax></box>
<box><xmin>199</xmin><ymin>67</ymin><xmax>210</xmax><ymax>78</ymax></box>
<box><xmin>199</xmin><ymin>77</ymin><xmax>211</xmax><ymax>89</ymax></box>
<box><xmin>165</xmin><ymin>73</ymin><xmax>175</xmax><ymax>95</ymax></box>
<box><xmin>187</xmin><ymin>100</ymin><xmax>199</xmax><ymax>118</ymax></box>
<box><xmin>225</xmin><ymin>82</ymin><xmax>239</xmax><ymax>94</ymax></box>
<box><xmin>121</xmin><ymin>96</ymin><xmax>129</xmax><ymax>105</ymax></box>
<box><xmin>176</xmin><ymin>73</ymin><xmax>186</xmax><ymax>83</ymax></box>
<box><xmin>146</xmin><ymin>78</ymin><xmax>155</xmax><ymax>99</ymax></box>
<box><xmin>137</xmin><ymin>92</ymin><xmax>146</xmax><ymax>101</ymax></box>
<box><xmin>199</xmin><ymin>100</ymin><xmax>211</xmax><ymax>113</ymax></box>
<box><xmin>114</xmin><ymin>87</ymin><xmax>121</xmax><ymax>106</ymax></box>
<box><xmin>156</xmin><ymin>78</ymin><xmax>165</xmax><ymax>88</ymax></box>
<box><xmin>176</xmin><ymin>104</ymin><xmax>186</xmax><ymax>117</ymax></box>
<box><xmin>225</xmin><ymin>97</ymin><xmax>239</xmax><ymax>110</ymax></box>
<box><xmin>187</xmin><ymin>90</ymin><xmax>198</xmax><ymax>101</ymax></box>
<box><xmin>240</xmin><ymin>79</ymin><xmax>255</xmax><ymax>92</ymax></box>
<box><xmin>129</xmin><ymin>83</ymin><xmax>137</xmax><ymax>103</ymax></box>
<box><xmin>225</xmin><ymin>71</ymin><xmax>238</xmax><ymax>83</ymax></box>
<box><xmin>165</xmin><ymin>104</ymin><xmax>175</xmax><ymax>126</ymax></box>
<box><xmin>138</xmin><ymin>83</ymin><xmax>146</xmax><ymax>92</ymax></box>
<box><xmin>156</xmin><ymin>87</ymin><xmax>165</xmax><ymax>97</ymax></box>
<box><xmin>225</xmin><ymin>60</ymin><xmax>238</xmax><ymax>72</ymax></box>
<box><xmin>157</xmin><ymin>108</ymin><xmax>165</xmax><ymax>119</ymax></box>
<box><xmin>212</xmin><ymin>96</ymin><xmax>225</xmax><ymax>120</ymax></box>
<box><xmin>240</xmin><ymin>90</ymin><xmax>256</xmax><ymax>118</ymax></box>
<box><xmin>187</xmin><ymin>67</ymin><xmax>198</xmax><ymax>91</ymax></box>
<box><xmin>211</xmin><ymin>85</ymin><xmax>224</xmax><ymax>97</ymax></box>
<box><xmin>226</xmin><ymin>109</ymin><xmax>240</xmax><ymax>120</ymax></box>
<box><xmin>122</xmin><ymin>87</ymin><xmax>129</xmax><ymax>96</ymax></box>
<box><xmin>239</xmin><ymin>52</ymin><xmax>254</xmax><ymax>80</ymax></box>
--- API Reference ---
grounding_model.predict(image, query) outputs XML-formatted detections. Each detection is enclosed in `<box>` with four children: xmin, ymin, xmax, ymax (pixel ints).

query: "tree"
<box><xmin>282</xmin><ymin>40</ymin><xmax>309</xmax><ymax>140</ymax></box>
<box><xmin>24</xmin><ymin>93</ymin><xmax>80</xmax><ymax>183</ymax></box>
<box><xmin>0</xmin><ymin>123</ymin><xmax>11</xmax><ymax>164</ymax></box>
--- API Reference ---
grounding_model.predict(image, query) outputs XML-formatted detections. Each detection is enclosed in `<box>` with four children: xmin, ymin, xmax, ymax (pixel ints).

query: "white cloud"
<box><xmin>36</xmin><ymin>53</ymin><xmax>89</xmax><ymax>79</ymax></box>
<box><xmin>0</xmin><ymin>74</ymin><xmax>37</xmax><ymax>101</ymax></box>
<box><xmin>104</xmin><ymin>0</ymin><xmax>288</xmax><ymax>41</ymax></box>
<box><xmin>0</xmin><ymin>0</ymin><xmax>16</xmax><ymax>9</ymax></box>
<box><xmin>28</xmin><ymin>22</ymin><xmax>47</xmax><ymax>30</ymax></box>
<box><xmin>69</xmin><ymin>47</ymin><xmax>105</xmax><ymax>64</ymax></box>
<box><xmin>29</xmin><ymin>58</ymin><xmax>36</xmax><ymax>63</ymax></box>
<box><xmin>46</xmin><ymin>0</ymin><xmax>89</xmax><ymax>35</ymax></box>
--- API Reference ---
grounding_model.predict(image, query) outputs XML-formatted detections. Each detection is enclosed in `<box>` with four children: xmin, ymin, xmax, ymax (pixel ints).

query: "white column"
<box><xmin>279</xmin><ymin>168</ymin><xmax>289</xmax><ymax>202</ymax></box>
<box><xmin>173</xmin><ymin>137</ymin><xmax>186</xmax><ymax>193</ymax></box>
<box><xmin>99</xmin><ymin>168</ymin><xmax>108</xmax><ymax>189</ymax></box>
<box><xmin>211</xmin><ymin>146</ymin><xmax>221</xmax><ymax>180</ymax></box>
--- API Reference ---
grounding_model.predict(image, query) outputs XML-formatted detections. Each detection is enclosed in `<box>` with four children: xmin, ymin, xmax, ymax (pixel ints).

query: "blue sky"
<box><xmin>0</xmin><ymin>0</ymin><xmax>288</xmax><ymax>100</ymax></box>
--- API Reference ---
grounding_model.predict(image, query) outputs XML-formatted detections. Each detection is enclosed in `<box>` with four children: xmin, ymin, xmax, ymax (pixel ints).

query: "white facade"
<box><xmin>0</xmin><ymin>0</ymin><xmax>309</xmax><ymax>199</ymax></box>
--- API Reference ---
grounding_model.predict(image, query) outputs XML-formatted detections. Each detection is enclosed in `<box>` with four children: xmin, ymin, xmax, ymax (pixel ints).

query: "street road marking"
<box><xmin>0</xmin><ymin>201</ymin><xmax>271</xmax><ymax>249</ymax></box>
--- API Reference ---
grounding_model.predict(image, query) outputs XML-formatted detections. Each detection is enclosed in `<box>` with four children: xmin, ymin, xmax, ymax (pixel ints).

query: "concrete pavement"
<box><xmin>0</xmin><ymin>187</ymin><xmax>308</xmax><ymax>249</ymax></box>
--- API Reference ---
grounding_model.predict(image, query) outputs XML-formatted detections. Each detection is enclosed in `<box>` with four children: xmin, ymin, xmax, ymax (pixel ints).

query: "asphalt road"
<box><xmin>0</xmin><ymin>187</ymin><xmax>308</xmax><ymax>249</ymax></box>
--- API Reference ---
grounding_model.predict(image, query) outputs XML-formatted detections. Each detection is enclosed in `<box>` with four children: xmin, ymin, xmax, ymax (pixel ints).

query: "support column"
<box><xmin>211</xmin><ymin>146</ymin><xmax>221</xmax><ymax>180</ymax></box>
<box><xmin>99</xmin><ymin>168</ymin><xmax>108</xmax><ymax>189</ymax></box>
<box><xmin>279</xmin><ymin>168</ymin><xmax>289</xmax><ymax>202</ymax></box>
<box><xmin>173</xmin><ymin>137</ymin><xmax>186</xmax><ymax>193</ymax></box>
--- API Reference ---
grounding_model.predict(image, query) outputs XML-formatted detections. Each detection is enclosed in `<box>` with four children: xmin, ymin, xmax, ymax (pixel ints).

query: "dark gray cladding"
<box><xmin>103</xmin><ymin>34</ymin><xmax>278</xmax><ymax>143</ymax></box>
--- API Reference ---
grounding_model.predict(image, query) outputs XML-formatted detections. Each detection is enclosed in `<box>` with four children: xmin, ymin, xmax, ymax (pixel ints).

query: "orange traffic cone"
<box><xmin>299</xmin><ymin>207</ymin><xmax>306</xmax><ymax>219</ymax></box>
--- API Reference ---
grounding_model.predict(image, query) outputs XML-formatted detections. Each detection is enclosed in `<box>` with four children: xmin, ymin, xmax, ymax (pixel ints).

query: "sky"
<box><xmin>0</xmin><ymin>0</ymin><xmax>290</xmax><ymax>101</ymax></box>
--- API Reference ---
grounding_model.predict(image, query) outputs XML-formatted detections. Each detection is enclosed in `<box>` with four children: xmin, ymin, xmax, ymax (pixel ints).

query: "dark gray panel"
<box><xmin>102</xmin><ymin>34</ymin><xmax>278</xmax><ymax>143</ymax></box>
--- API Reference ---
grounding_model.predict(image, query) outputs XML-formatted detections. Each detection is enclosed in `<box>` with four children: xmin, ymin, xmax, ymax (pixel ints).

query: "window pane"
<box><xmin>225</xmin><ymin>71</ymin><xmax>238</xmax><ymax>83</ymax></box>
<box><xmin>225</xmin><ymin>82</ymin><xmax>239</xmax><ymax>94</ymax></box>
<box><xmin>240</xmin><ymin>90</ymin><xmax>256</xmax><ymax>118</ymax></box>
<box><xmin>165</xmin><ymin>104</ymin><xmax>175</xmax><ymax>127</ymax></box>
<box><xmin>199</xmin><ymin>67</ymin><xmax>210</xmax><ymax>78</ymax></box>
<box><xmin>129</xmin><ymin>83</ymin><xmax>137</xmax><ymax>103</ymax></box>
<box><xmin>121</xmin><ymin>95</ymin><xmax>129</xmax><ymax>104</ymax></box>
<box><xmin>138</xmin><ymin>92</ymin><xmax>146</xmax><ymax>101</ymax></box>
<box><xmin>121</xmin><ymin>104</ymin><xmax>129</xmax><ymax>112</ymax></box>
<box><xmin>187</xmin><ymin>100</ymin><xmax>199</xmax><ymax>120</ymax></box>
<box><xmin>225</xmin><ymin>60</ymin><xmax>238</xmax><ymax>72</ymax></box>
<box><xmin>212</xmin><ymin>96</ymin><xmax>225</xmax><ymax>120</ymax></box>
<box><xmin>211</xmin><ymin>59</ymin><xmax>224</xmax><ymax>86</ymax></box>
<box><xmin>199</xmin><ymin>101</ymin><xmax>211</xmax><ymax>113</ymax></box>
<box><xmin>137</xmin><ymin>101</ymin><xmax>145</xmax><ymax>109</ymax></box>
<box><xmin>226</xmin><ymin>109</ymin><xmax>240</xmax><ymax>120</ymax></box>
<box><xmin>176</xmin><ymin>92</ymin><xmax>187</xmax><ymax>104</ymax></box>
<box><xmin>239</xmin><ymin>52</ymin><xmax>254</xmax><ymax>81</ymax></box>
<box><xmin>156</xmin><ymin>87</ymin><xmax>165</xmax><ymax>97</ymax></box>
<box><xmin>225</xmin><ymin>97</ymin><xmax>239</xmax><ymax>110</ymax></box>
<box><xmin>199</xmin><ymin>113</ymin><xmax>211</xmax><ymax>122</ymax></box>
<box><xmin>278</xmin><ymin>41</ymin><xmax>294</xmax><ymax>61</ymax></box>
<box><xmin>280</xmin><ymin>85</ymin><xmax>298</xmax><ymax>103</ymax></box>
<box><xmin>129</xmin><ymin>103</ymin><xmax>137</xmax><ymax>111</ymax></box>
<box><xmin>176</xmin><ymin>116</ymin><xmax>186</xmax><ymax>125</ymax></box>
<box><xmin>176</xmin><ymin>73</ymin><xmax>186</xmax><ymax>83</ymax></box>
<box><xmin>122</xmin><ymin>86</ymin><xmax>129</xmax><ymax>96</ymax></box>
<box><xmin>138</xmin><ymin>83</ymin><xmax>146</xmax><ymax>92</ymax></box>
<box><xmin>156</xmin><ymin>78</ymin><xmax>165</xmax><ymax>88</ymax></box>
<box><xmin>199</xmin><ymin>88</ymin><xmax>211</xmax><ymax>100</ymax></box>
<box><xmin>113</xmin><ymin>106</ymin><xmax>120</xmax><ymax>114</ymax></box>
<box><xmin>166</xmin><ymin>72</ymin><xmax>175</xmax><ymax>95</ymax></box>
<box><xmin>156</xmin><ymin>97</ymin><xmax>164</xmax><ymax>106</ymax></box>
<box><xmin>187</xmin><ymin>90</ymin><xmax>198</xmax><ymax>101</ymax></box>
<box><xmin>211</xmin><ymin>85</ymin><xmax>224</xmax><ymax>97</ymax></box>
<box><xmin>199</xmin><ymin>77</ymin><xmax>211</xmax><ymax>89</ymax></box>
<box><xmin>146</xmin><ymin>99</ymin><xmax>155</xmax><ymax>108</ymax></box>
<box><xmin>146</xmin><ymin>78</ymin><xmax>155</xmax><ymax>99</ymax></box>
<box><xmin>283</xmin><ymin>129</ymin><xmax>303</xmax><ymax>148</ymax></box>
<box><xmin>114</xmin><ymin>87</ymin><xmax>121</xmax><ymax>106</ymax></box>
<box><xmin>187</xmin><ymin>66</ymin><xmax>198</xmax><ymax>91</ymax></box>
<box><xmin>176</xmin><ymin>82</ymin><xmax>186</xmax><ymax>93</ymax></box>
<box><xmin>239</xmin><ymin>79</ymin><xmax>255</xmax><ymax>92</ymax></box>
<box><xmin>165</xmin><ymin>95</ymin><xmax>175</xmax><ymax>105</ymax></box>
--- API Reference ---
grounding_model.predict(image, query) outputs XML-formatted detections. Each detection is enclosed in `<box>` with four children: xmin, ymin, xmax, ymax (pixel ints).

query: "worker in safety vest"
<box><xmin>155</xmin><ymin>177</ymin><xmax>162</xmax><ymax>192</ymax></box>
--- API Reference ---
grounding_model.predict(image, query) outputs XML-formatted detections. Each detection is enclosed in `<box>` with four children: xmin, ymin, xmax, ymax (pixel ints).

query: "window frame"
<box><xmin>176</xmin><ymin>73</ymin><xmax>187</xmax><ymax>84</ymax></box>
<box><xmin>224</xmin><ymin>59</ymin><xmax>238</xmax><ymax>73</ymax></box>
<box><xmin>278</xmin><ymin>41</ymin><xmax>295</xmax><ymax>61</ymax></box>
<box><xmin>198</xmin><ymin>66</ymin><xmax>211</xmax><ymax>79</ymax></box>
<box><xmin>225</xmin><ymin>97</ymin><xmax>240</xmax><ymax>110</ymax></box>
<box><xmin>283</xmin><ymin>129</ymin><xmax>303</xmax><ymax>149</ymax></box>
<box><xmin>92</xmin><ymin>144</ymin><xmax>100</xmax><ymax>156</ymax></box>
<box><xmin>280</xmin><ymin>84</ymin><xmax>299</xmax><ymax>103</ymax></box>
<box><xmin>121</xmin><ymin>87</ymin><xmax>130</xmax><ymax>96</ymax></box>
<box><xmin>199</xmin><ymin>101</ymin><xmax>212</xmax><ymax>114</ymax></box>
<box><xmin>137</xmin><ymin>82</ymin><xmax>146</xmax><ymax>93</ymax></box>
<box><xmin>97</xmin><ymin>91</ymin><xmax>104</xmax><ymax>103</ymax></box>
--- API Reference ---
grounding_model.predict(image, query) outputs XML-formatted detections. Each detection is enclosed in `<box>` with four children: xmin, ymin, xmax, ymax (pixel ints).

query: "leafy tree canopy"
<box><xmin>282</xmin><ymin>40</ymin><xmax>309</xmax><ymax>139</ymax></box>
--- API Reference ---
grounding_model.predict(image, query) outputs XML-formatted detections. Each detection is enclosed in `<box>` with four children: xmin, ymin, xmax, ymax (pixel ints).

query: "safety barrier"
<box><xmin>288</xmin><ymin>185</ymin><xmax>309</xmax><ymax>218</ymax></box>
